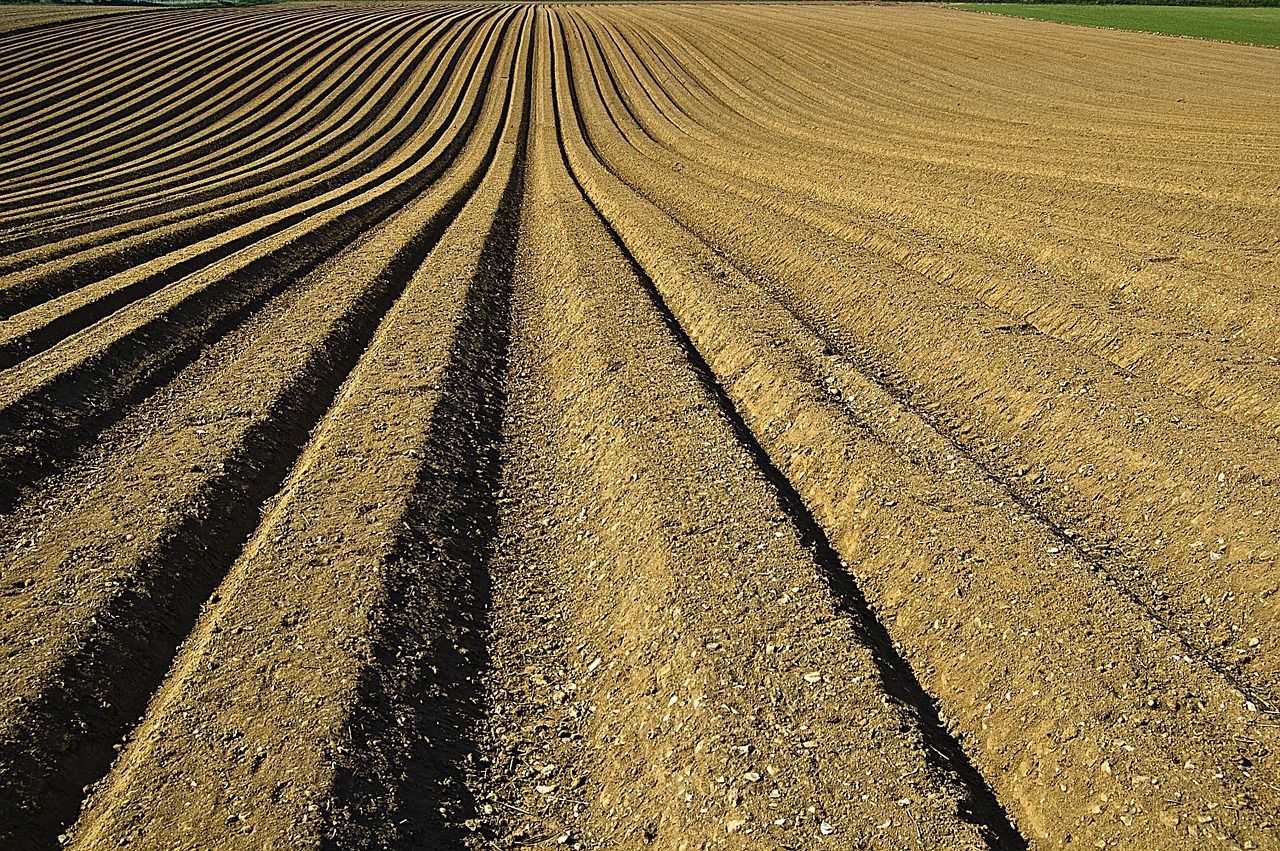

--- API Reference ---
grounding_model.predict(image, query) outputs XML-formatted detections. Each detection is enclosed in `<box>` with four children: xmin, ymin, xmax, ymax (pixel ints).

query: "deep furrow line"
<box><xmin>0</xmin><ymin>12</ymin><xmax>523</xmax><ymax>847</ymax></box>
<box><xmin>581</xmin><ymin>171</ymin><xmax>1025</xmax><ymax>851</ymax></box>
<box><xmin>0</xmin><ymin>10</ymin><xmax>473</xmax><ymax>270</ymax></box>
<box><xmin>0</xmin><ymin>11</ymin><xmax>481</xmax><ymax>340</ymax></box>
<box><xmin>466</xmin><ymin>18</ymin><xmax>993</xmax><ymax>850</ymax></box>
<box><xmin>0</xmin><ymin>7</ymin><xmax>283</xmax><ymax>86</ymax></box>
<box><xmin>0</xmin><ymin>9</ymin><xmax>313</xmax><ymax>141</ymax></box>
<box><xmin>53</xmin><ymin>14</ymin><xmax>532</xmax><ymax>848</ymax></box>
<box><xmin>323</xmin><ymin>33</ymin><xmax>531</xmax><ymax>843</ymax></box>
<box><xmin>0</xmin><ymin>7</ymin><xmax>146</xmax><ymax>50</ymax></box>
<box><xmin>0</xmin><ymin>9</ymin><xmax>464</xmax><ymax>236</ymax></box>
<box><xmin>0</xmin><ymin>10</ymin><xmax>395</xmax><ymax>186</ymax></box>
<box><xmin>0</xmin><ymin>11</ymin><xmax>414</xmax><ymax>203</ymax></box>
<box><xmin>0</xmin><ymin>9</ymin><xmax>231</xmax><ymax>102</ymax></box>
<box><xmin>568</xmin><ymin>8</ymin><xmax>1280</xmax><ymax>703</ymax></box>
<box><xmin>585</xmin><ymin>13</ymin><xmax>1280</xmax><ymax>439</ymax></box>
<box><xmin>0</xmin><ymin>6</ymin><xmax>378</xmax><ymax>124</ymax></box>
<box><xmin>557</xmin><ymin>10</ymin><xmax>1280</xmax><ymax>848</ymax></box>
<box><xmin>613</xmin><ymin>10</ymin><xmax>1280</xmax><ymax>360</ymax></box>
<box><xmin>0</xmin><ymin>10</ymin><xmax>507</xmax><ymax>510</ymax></box>
<box><xmin>550</xmin><ymin>13</ymin><xmax>1022</xmax><ymax>849</ymax></box>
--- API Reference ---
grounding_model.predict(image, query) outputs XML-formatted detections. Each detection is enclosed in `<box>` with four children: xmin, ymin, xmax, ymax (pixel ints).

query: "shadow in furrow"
<box><xmin>611</xmin><ymin>225</ymin><xmax>1027</xmax><ymax>851</ymax></box>
<box><xmin>560</xmin><ymin>8</ymin><xmax>1279</xmax><ymax>716</ymax></box>
<box><xmin>0</xmin><ymin>17</ymin><xmax>347</xmax><ymax>198</ymax></box>
<box><xmin>548</xmin><ymin>49</ymin><xmax>1025</xmax><ymax>839</ymax></box>
<box><xmin>320</xmin><ymin>37</ymin><xmax>530</xmax><ymax>851</ymax></box>
<box><xmin>0</xmin><ymin>9</ymin><xmax>144</xmax><ymax>44</ymax></box>
<box><xmin>0</xmin><ymin>18</ymin><xmax>514</xmax><ymax>516</ymax></box>
<box><xmin>0</xmin><ymin>13</ymin><xmax>484</xmax><ymax>327</ymax></box>
<box><xmin>0</xmin><ymin>11</ymin><xmax>474</xmax><ymax>268</ymax></box>
<box><xmin>0</xmin><ymin>40</ymin><xmax>518</xmax><ymax>851</ymax></box>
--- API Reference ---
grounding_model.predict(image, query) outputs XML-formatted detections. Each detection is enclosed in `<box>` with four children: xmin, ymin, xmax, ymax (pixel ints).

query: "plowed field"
<box><xmin>0</xmin><ymin>4</ymin><xmax>139</xmax><ymax>36</ymax></box>
<box><xmin>2</xmin><ymin>4</ymin><xmax>1279</xmax><ymax>850</ymax></box>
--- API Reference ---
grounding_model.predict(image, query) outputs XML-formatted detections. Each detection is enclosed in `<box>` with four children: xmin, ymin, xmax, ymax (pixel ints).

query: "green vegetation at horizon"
<box><xmin>954</xmin><ymin>3</ymin><xmax>1280</xmax><ymax>45</ymax></box>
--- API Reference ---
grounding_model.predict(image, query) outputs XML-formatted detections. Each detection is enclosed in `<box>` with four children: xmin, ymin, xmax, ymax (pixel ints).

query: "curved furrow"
<box><xmin>0</xmin><ymin>6</ymin><xmax>143</xmax><ymax>41</ymax></box>
<box><xmin>0</xmin><ymin>11</ymin><xmax>478</xmax><ymax>329</ymax></box>
<box><xmin>0</xmin><ymin>6</ymin><xmax>1276</xmax><ymax>850</ymax></box>
<box><xmin>0</xmin><ymin>6</ymin><xmax>373</xmax><ymax>124</ymax></box>
<box><xmin>0</xmin><ymin>7</ymin><xmax>457</xmax><ymax>189</ymax></box>
<box><xmin>569</xmin><ymin>7</ymin><xmax>1280</xmax><ymax>707</ymax></box>
<box><xmin>582</xmin><ymin>12</ymin><xmax>1280</xmax><ymax>440</ymax></box>
<box><xmin>0</xmin><ymin>10</ymin><xmax>523</xmax><ymax>848</ymax></box>
<box><xmin>598</xmin><ymin>10</ymin><xmax>1280</xmax><ymax>490</ymax></box>
<box><xmin>469</xmin><ymin>18</ymin><xmax>1007</xmax><ymax>850</ymax></box>
<box><xmin>0</xmin><ymin>10</ymin><xmax>394</xmax><ymax>199</ymax></box>
<box><xmin>0</xmin><ymin>10</ymin><xmax>378</xmax><ymax>187</ymax></box>
<box><xmin>0</xmin><ymin>12</ymin><xmax>182</xmax><ymax>76</ymax></box>
<box><xmin>614</xmin><ymin>10</ymin><xmax>1280</xmax><ymax>358</ymax></box>
<box><xmin>654</xmin><ymin>6</ymin><xmax>1279</xmax><ymax>191</ymax></box>
<box><xmin>0</xmin><ymin>5</ymin><xmax>307</xmax><ymax>86</ymax></box>
<box><xmin>0</xmin><ymin>8</ymin><xmax>304</xmax><ymax>144</ymax></box>
<box><xmin>0</xmin><ymin>9</ymin><xmax>476</xmax><ymax>266</ymax></box>
<box><xmin>632</xmin><ymin>8</ymin><xmax>1278</xmax><ymax>242</ymax></box>
<box><xmin>556</xmin><ymin>9</ymin><xmax>1280</xmax><ymax>849</ymax></box>
<box><xmin>0</xmin><ymin>9</ymin><xmax>232</xmax><ymax>102</ymax></box>
<box><xmin>551</xmin><ymin>17</ymin><xmax>1020</xmax><ymax>849</ymax></box>
<box><xmin>642</xmin><ymin>9</ymin><xmax>1279</xmax><ymax>255</ymax></box>
<box><xmin>0</xmin><ymin>8</ymin><xmax>462</xmax><ymax>223</ymax></box>
<box><xmin>584</xmin><ymin>8</ymin><xmax>1280</xmax><ymax>436</ymax></box>
<box><xmin>0</xmin><ymin>9</ymin><xmax>508</xmax><ymax>510</ymax></box>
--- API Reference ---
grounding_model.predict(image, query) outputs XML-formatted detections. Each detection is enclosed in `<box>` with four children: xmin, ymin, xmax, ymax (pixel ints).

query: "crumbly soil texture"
<box><xmin>0</xmin><ymin>3</ymin><xmax>1278</xmax><ymax>850</ymax></box>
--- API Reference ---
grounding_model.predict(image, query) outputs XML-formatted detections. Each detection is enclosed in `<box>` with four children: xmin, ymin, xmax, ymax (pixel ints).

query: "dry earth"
<box><xmin>1</xmin><ymin>3</ymin><xmax>1278</xmax><ymax>850</ymax></box>
<box><xmin>0</xmin><ymin>4</ymin><xmax>140</xmax><ymax>35</ymax></box>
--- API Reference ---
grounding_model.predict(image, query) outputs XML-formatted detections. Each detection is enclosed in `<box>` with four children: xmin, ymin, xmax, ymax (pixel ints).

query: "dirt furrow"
<box><xmin>0</xmin><ymin>14</ymin><xmax>363</xmax><ymax>197</ymax></box>
<box><xmin>0</xmin><ymin>11</ymin><xmax>524</xmax><ymax>847</ymax></box>
<box><xmin>0</xmin><ymin>9</ymin><xmax>463</xmax><ymax>200</ymax></box>
<box><xmin>52</xmin><ymin>14</ymin><xmax>530</xmax><ymax>848</ymax></box>
<box><xmin>0</xmin><ymin>10</ymin><xmax>427</xmax><ymax>212</ymax></box>
<box><xmin>458</xmin><ymin>22</ymin><xmax>1005</xmax><ymax>851</ymax></box>
<box><xmin>579</xmin><ymin>10</ymin><xmax>1280</xmax><ymax>447</ymax></box>
<box><xmin>0</xmin><ymin>12</ymin><xmax>477</xmax><ymax>307</ymax></box>
<box><xmin>0</xmin><ymin>11</ymin><xmax>185</xmax><ymax>79</ymax></box>
<box><xmin>566</xmin><ymin>8</ymin><xmax>1280</xmax><ymax>707</ymax></box>
<box><xmin>0</xmin><ymin>8</ymin><xmax>314</xmax><ymax>156</ymax></box>
<box><xmin>0</xmin><ymin>5</ymin><xmax>141</xmax><ymax>39</ymax></box>
<box><xmin>0</xmin><ymin>10</ymin><xmax>474</xmax><ymax>314</ymax></box>
<box><xmin>0</xmin><ymin>6</ymin><xmax>380</xmax><ymax>133</ymax></box>
<box><xmin>0</xmin><ymin>10</ymin><xmax>506</xmax><ymax>509</ymax></box>
<box><xmin>615</xmin><ymin>8</ymin><xmax>1280</xmax><ymax>359</ymax></box>
<box><xmin>585</xmin><ymin>11</ymin><xmax>1280</xmax><ymax>441</ymax></box>
<box><xmin>0</xmin><ymin>5</ymin><xmax>293</xmax><ymax>92</ymax></box>
<box><xmin>0</xmin><ymin>9</ymin><xmax>471</xmax><ymax>238</ymax></box>
<box><xmin>0</xmin><ymin>5</ymin><xmax>1276</xmax><ymax>849</ymax></box>
<box><xmin>557</xmin><ymin>11</ymin><xmax>1280</xmax><ymax>848</ymax></box>
<box><xmin>0</xmin><ymin>9</ymin><xmax>237</xmax><ymax>111</ymax></box>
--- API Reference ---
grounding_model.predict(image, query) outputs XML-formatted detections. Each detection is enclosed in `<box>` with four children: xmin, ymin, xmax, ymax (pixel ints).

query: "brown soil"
<box><xmin>0</xmin><ymin>4</ymin><xmax>140</xmax><ymax>36</ymax></box>
<box><xmin>0</xmin><ymin>4</ymin><xmax>1277</xmax><ymax>850</ymax></box>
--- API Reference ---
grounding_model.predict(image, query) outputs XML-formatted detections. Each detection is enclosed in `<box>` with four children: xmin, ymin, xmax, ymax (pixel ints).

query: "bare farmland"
<box><xmin>1</xmin><ymin>4</ymin><xmax>1278</xmax><ymax>849</ymax></box>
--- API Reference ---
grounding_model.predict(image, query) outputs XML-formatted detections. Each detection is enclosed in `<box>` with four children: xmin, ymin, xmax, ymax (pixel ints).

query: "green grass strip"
<box><xmin>952</xmin><ymin>4</ymin><xmax>1280</xmax><ymax>46</ymax></box>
